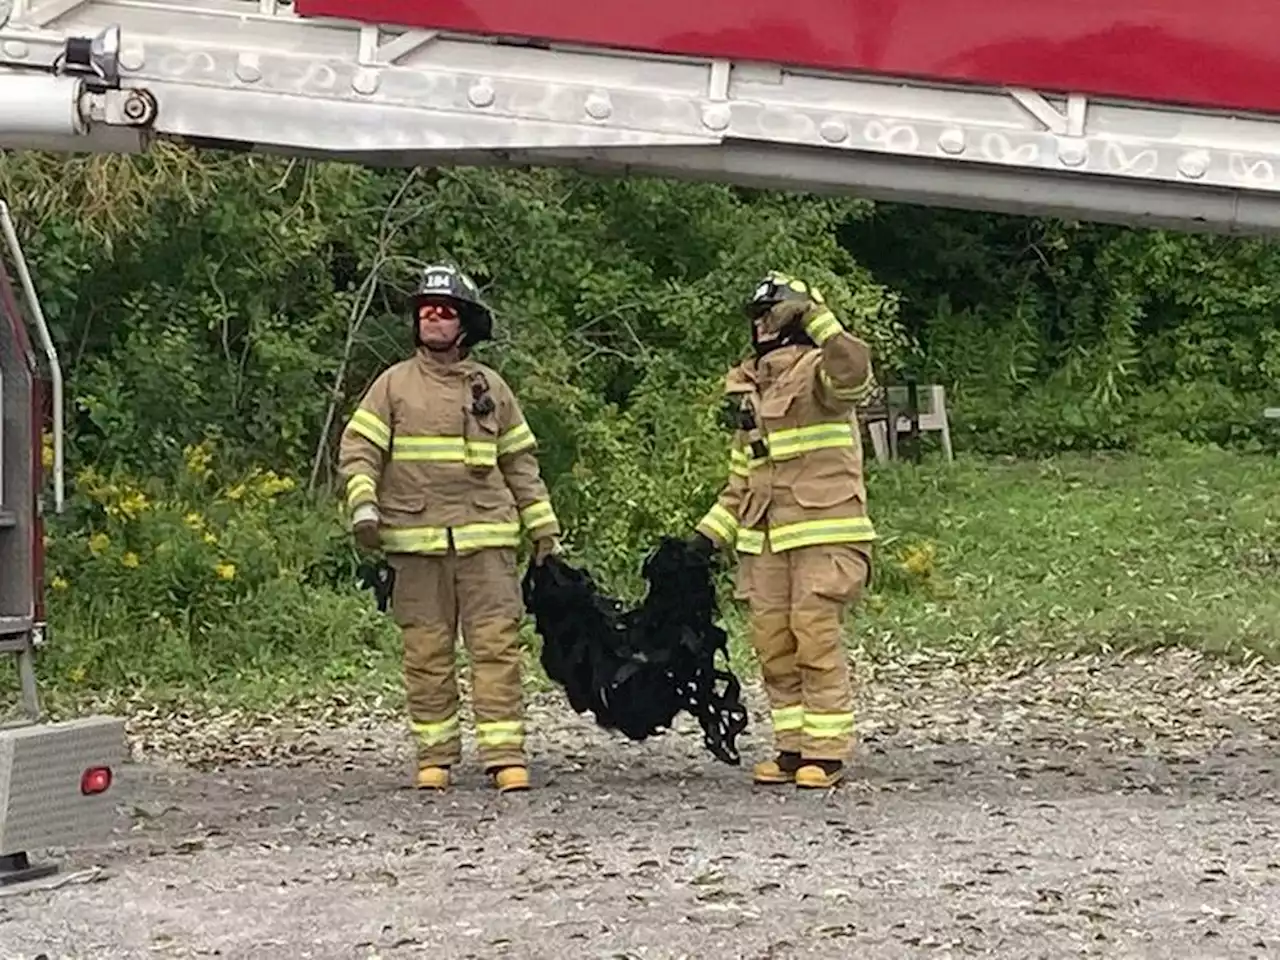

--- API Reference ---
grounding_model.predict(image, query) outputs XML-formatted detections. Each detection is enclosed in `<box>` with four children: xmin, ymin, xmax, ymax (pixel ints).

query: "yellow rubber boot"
<box><xmin>493</xmin><ymin>766</ymin><xmax>530</xmax><ymax>793</ymax></box>
<box><xmin>753</xmin><ymin>751</ymin><xmax>801</xmax><ymax>785</ymax></box>
<box><xmin>795</xmin><ymin>761</ymin><xmax>844</xmax><ymax>789</ymax></box>
<box><xmin>415</xmin><ymin>765</ymin><xmax>450</xmax><ymax>791</ymax></box>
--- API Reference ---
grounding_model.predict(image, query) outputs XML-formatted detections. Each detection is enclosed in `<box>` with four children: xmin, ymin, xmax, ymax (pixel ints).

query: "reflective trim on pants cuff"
<box><xmin>476</xmin><ymin>719</ymin><xmax>526</xmax><ymax>750</ymax></box>
<box><xmin>771</xmin><ymin>704</ymin><xmax>804</xmax><ymax>733</ymax></box>
<box><xmin>411</xmin><ymin>714</ymin><xmax>461</xmax><ymax>745</ymax></box>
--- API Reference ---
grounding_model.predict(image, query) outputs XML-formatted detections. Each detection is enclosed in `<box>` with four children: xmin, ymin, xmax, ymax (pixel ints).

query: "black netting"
<box><xmin>357</xmin><ymin>558</ymin><xmax>395</xmax><ymax>612</ymax></box>
<box><xmin>522</xmin><ymin>536</ymin><xmax>750</xmax><ymax>765</ymax></box>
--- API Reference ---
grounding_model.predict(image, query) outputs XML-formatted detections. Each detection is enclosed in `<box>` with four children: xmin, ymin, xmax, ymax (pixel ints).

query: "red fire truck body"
<box><xmin>295</xmin><ymin>0</ymin><xmax>1280</xmax><ymax>117</ymax></box>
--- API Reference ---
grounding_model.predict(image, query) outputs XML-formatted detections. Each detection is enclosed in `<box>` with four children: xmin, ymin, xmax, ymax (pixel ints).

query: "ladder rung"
<box><xmin>0</xmin><ymin>509</ymin><xmax>16</xmax><ymax>529</ymax></box>
<box><xmin>0</xmin><ymin>634</ymin><xmax>34</xmax><ymax>654</ymax></box>
<box><xmin>0</xmin><ymin>617</ymin><xmax>33</xmax><ymax>640</ymax></box>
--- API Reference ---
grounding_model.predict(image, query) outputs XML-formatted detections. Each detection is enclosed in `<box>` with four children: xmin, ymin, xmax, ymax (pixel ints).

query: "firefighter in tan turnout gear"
<box><xmin>339</xmin><ymin>265</ymin><xmax>562</xmax><ymax>794</ymax></box>
<box><xmin>692</xmin><ymin>272</ymin><xmax>876</xmax><ymax>789</ymax></box>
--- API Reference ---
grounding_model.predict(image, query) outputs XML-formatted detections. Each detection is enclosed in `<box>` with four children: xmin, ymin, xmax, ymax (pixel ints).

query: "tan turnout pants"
<box><xmin>388</xmin><ymin>547</ymin><xmax>526</xmax><ymax>770</ymax></box>
<box><xmin>737</xmin><ymin>541</ymin><xmax>870</xmax><ymax>762</ymax></box>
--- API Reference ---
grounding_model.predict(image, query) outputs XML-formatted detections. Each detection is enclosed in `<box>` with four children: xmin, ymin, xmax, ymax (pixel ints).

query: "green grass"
<box><xmin>9</xmin><ymin>446</ymin><xmax>1280</xmax><ymax>718</ymax></box>
<box><xmin>857</xmin><ymin>446</ymin><xmax>1280</xmax><ymax>664</ymax></box>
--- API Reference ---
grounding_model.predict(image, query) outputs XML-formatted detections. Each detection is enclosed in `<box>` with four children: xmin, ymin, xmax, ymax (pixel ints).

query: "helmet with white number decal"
<box><xmin>410</xmin><ymin>264</ymin><xmax>493</xmax><ymax>347</ymax></box>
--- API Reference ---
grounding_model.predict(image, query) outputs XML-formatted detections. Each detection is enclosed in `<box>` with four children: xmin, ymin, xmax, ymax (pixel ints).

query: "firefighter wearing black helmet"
<box><xmin>339</xmin><ymin>264</ymin><xmax>563</xmax><ymax>794</ymax></box>
<box><xmin>691</xmin><ymin>271</ymin><xmax>877</xmax><ymax>789</ymax></box>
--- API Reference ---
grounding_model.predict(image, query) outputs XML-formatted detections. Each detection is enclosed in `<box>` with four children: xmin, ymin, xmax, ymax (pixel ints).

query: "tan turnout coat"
<box><xmin>339</xmin><ymin>349</ymin><xmax>560</xmax><ymax>554</ymax></box>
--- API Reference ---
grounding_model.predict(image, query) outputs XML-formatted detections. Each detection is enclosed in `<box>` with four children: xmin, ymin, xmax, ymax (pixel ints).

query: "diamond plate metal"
<box><xmin>0</xmin><ymin>716</ymin><xmax>125</xmax><ymax>856</ymax></box>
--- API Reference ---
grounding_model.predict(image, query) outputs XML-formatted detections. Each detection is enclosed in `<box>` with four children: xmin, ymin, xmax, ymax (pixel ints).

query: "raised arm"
<box><xmin>803</xmin><ymin>305</ymin><xmax>876</xmax><ymax>410</ymax></box>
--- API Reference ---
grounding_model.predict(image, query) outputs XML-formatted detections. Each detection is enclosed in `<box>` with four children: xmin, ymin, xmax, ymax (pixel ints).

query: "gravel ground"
<box><xmin>3</xmin><ymin>650</ymin><xmax>1280</xmax><ymax>960</ymax></box>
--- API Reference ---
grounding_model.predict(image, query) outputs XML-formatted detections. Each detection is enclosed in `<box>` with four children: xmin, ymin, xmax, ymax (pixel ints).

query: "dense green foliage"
<box><xmin>844</xmin><ymin>208</ymin><xmax>1280</xmax><ymax>454</ymax></box>
<box><xmin>3</xmin><ymin>145</ymin><xmax>1280</xmax><ymax>702</ymax></box>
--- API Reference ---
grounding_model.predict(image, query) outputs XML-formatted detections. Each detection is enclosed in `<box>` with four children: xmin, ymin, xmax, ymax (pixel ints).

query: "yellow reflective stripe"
<box><xmin>380</xmin><ymin>526</ymin><xmax>451</xmax><ymax>553</ymax></box>
<box><xmin>380</xmin><ymin>522</ymin><xmax>523</xmax><ymax>553</ymax></box>
<box><xmin>390</xmin><ymin>436</ymin><xmax>464</xmax><ymax>460</ymax></box>
<box><xmin>476</xmin><ymin>720</ymin><xmax>525</xmax><ymax>747</ymax></box>
<box><xmin>391</xmin><ymin>435</ymin><xmax>497</xmax><ymax>466</ymax></box>
<box><xmin>766</xmin><ymin>422</ymin><xmax>854</xmax><ymax>459</ymax></box>
<box><xmin>520</xmin><ymin>500</ymin><xmax>557</xmax><ymax>532</ymax></box>
<box><xmin>736</xmin><ymin>528</ymin><xmax>765</xmax><ymax>555</ymax></box>
<box><xmin>820</xmin><ymin>369</ymin><xmax>876</xmax><ymax>402</ymax></box>
<box><xmin>348</xmin><ymin>408</ymin><xmax>391</xmax><ymax>450</ymax></box>
<box><xmin>772</xmin><ymin>705</ymin><xmax>804</xmax><ymax>732</ymax></box>
<box><xmin>346</xmin><ymin>474</ymin><xmax>377</xmax><ymax>506</ymax></box>
<box><xmin>805</xmin><ymin>309</ymin><xmax>842</xmax><ymax>344</ymax></box>
<box><xmin>498</xmin><ymin>422</ymin><xmax>537</xmax><ymax>457</ymax></box>
<box><xmin>729</xmin><ymin>447</ymin><xmax>768</xmax><ymax>476</ymax></box>
<box><xmin>464</xmin><ymin>442</ymin><xmax>498</xmax><ymax>467</ymax></box>
<box><xmin>411</xmin><ymin>714</ymin><xmax>460</xmax><ymax>746</ymax></box>
<box><xmin>452</xmin><ymin>521</ymin><xmax>521</xmax><ymax>551</ymax></box>
<box><xmin>697</xmin><ymin>503</ymin><xmax>738</xmax><ymax>543</ymax></box>
<box><xmin>803</xmin><ymin>711</ymin><xmax>855</xmax><ymax>739</ymax></box>
<box><xmin>769</xmin><ymin>517</ymin><xmax>876</xmax><ymax>551</ymax></box>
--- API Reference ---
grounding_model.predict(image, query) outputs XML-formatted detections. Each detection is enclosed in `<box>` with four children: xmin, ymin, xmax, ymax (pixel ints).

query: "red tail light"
<box><xmin>80</xmin><ymin>766</ymin><xmax>112</xmax><ymax>795</ymax></box>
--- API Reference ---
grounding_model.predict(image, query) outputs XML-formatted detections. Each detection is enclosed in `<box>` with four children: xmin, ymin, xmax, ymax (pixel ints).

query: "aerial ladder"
<box><xmin>4</xmin><ymin>0</ymin><xmax>1280</xmax><ymax>880</ymax></box>
<box><xmin>5</xmin><ymin>1</ymin><xmax>1280</xmax><ymax>231</ymax></box>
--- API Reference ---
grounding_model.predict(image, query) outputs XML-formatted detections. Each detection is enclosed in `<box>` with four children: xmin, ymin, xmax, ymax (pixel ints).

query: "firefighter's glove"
<box><xmin>761</xmin><ymin>298</ymin><xmax>814</xmax><ymax>337</ymax></box>
<box><xmin>351</xmin><ymin>503</ymin><xmax>382</xmax><ymax>552</ymax></box>
<box><xmin>533</xmin><ymin>536</ymin><xmax>564</xmax><ymax>566</ymax></box>
<box><xmin>354</xmin><ymin>520</ymin><xmax>381</xmax><ymax>552</ymax></box>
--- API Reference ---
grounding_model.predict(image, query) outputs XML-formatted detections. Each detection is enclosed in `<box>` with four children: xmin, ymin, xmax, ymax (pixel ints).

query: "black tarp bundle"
<box><xmin>521</xmin><ymin>536</ymin><xmax>750</xmax><ymax>765</ymax></box>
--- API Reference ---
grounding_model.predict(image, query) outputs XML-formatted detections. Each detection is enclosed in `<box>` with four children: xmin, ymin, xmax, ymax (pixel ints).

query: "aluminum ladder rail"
<box><xmin>4</xmin><ymin>1</ymin><xmax>1280</xmax><ymax>234</ymax></box>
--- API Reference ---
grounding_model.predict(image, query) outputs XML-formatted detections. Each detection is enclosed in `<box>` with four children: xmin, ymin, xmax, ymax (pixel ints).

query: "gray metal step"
<box><xmin>0</xmin><ymin>616</ymin><xmax>33</xmax><ymax>639</ymax></box>
<box><xmin>0</xmin><ymin>509</ymin><xmax>16</xmax><ymax>529</ymax></box>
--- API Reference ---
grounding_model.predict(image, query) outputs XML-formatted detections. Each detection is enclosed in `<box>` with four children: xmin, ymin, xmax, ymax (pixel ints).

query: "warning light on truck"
<box><xmin>80</xmin><ymin>766</ymin><xmax>113</xmax><ymax>796</ymax></box>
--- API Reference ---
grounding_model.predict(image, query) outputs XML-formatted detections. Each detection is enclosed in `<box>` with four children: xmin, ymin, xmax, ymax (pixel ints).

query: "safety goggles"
<box><xmin>417</xmin><ymin>301</ymin><xmax>459</xmax><ymax>322</ymax></box>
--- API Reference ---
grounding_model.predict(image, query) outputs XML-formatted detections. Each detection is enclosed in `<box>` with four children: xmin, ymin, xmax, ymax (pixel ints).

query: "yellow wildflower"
<box><xmin>183</xmin><ymin>441</ymin><xmax>214</xmax><ymax>480</ymax></box>
<box><xmin>76</xmin><ymin>467</ymin><xmax>111</xmax><ymax>503</ymax></box>
<box><xmin>184</xmin><ymin>512</ymin><xmax>205</xmax><ymax>530</ymax></box>
<box><xmin>121</xmin><ymin>551</ymin><xmax>140</xmax><ymax>569</ymax></box>
<box><xmin>900</xmin><ymin>541</ymin><xmax>936</xmax><ymax>578</ymax></box>
<box><xmin>106</xmin><ymin>488</ymin><xmax>150</xmax><ymax>521</ymax></box>
<box><xmin>203</xmin><ymin>532</ymin><xmax>218</xmax><ymax>546</ymax></box>
<box><xmin>214</xmin><ymin>562</ymin><xmax>237</xmax><ymax>581</ymax></box>
<box><xmin>68</xmin><ymin>665</ymin><xmax>86</xmax><ymax>684</ymax></box>
<box><xmin>255</xmin><ymin>471</ymin><xmax>296</xmax><ymax>498</ymax></box>
<box><xmin>50</xmin><ymin>575</ymin><xmax>69</xmax><ymax>590</ymax></box>
<box><xmin>88</xmin><ymin>532</ymin><xmax>110</xmax><ymax>556</ymax></box>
